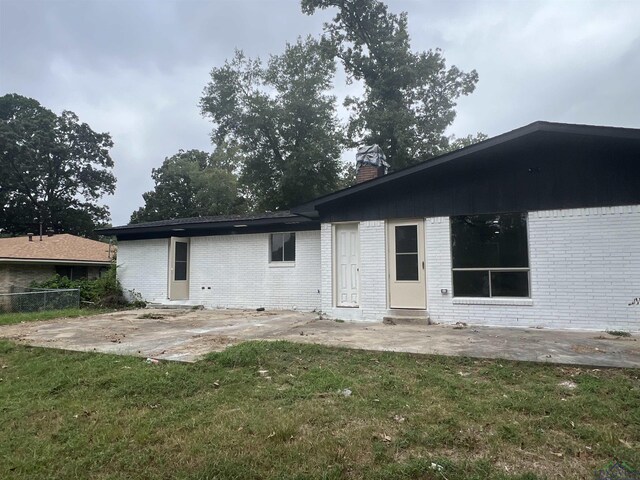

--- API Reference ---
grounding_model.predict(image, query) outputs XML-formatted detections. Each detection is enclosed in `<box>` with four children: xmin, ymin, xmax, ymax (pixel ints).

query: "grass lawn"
<box><xmin>0</xmin><ymin>308</ymin><xmax>114</xmax><ymax>326</ymax></box>
<box><xmin>0</xmin><ymin>340</ymin><xmax>638</xmax><ymax>480</ymax></box>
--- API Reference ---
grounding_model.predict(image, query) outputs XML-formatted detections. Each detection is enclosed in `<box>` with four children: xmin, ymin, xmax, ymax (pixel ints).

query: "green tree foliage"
<box><xmin>200</xmin><ymin>37</ymin><xmax>345</xmax><ymax>211</ymax></box>
<box><xmin>130</xmin><ymin>147</ymin><xmax>245</xmax><ymax>223</ymax></box>
<box><xmin>302</xmin><ymin>0</ymin><xmax>482</xmax><ymax>169</ymax></box>
<box><xmin>0</xmin><ymin>94</ymin><xmax>115</xmax><ymax>236</ymax></box>
<box><xmin>449</xmin><ymin>132</ymin><xmax>489</xmax><ymax>151</ymax></box>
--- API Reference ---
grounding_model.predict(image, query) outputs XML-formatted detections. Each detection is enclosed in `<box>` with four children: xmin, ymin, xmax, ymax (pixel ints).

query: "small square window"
<box><xmin>270</xmin><ymin>233</ymin><xmax>295</xmax><ymax>262</ymax></box>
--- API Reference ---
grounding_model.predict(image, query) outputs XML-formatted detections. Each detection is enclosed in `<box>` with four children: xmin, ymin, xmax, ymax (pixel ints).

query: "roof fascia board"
<box><xmin>97</xmin><ymin>215</ymin><xmax>316</xmax><ymax>236</ymax></box>
<box><xmin>0</xmin><ymin>258</ymin><xmax>113</xmax><ymax>265</ymax></box>
<box><xmin>536</xmin><ymin>122</ymin><xmax>640</xmax><ymax>140</ymax></box>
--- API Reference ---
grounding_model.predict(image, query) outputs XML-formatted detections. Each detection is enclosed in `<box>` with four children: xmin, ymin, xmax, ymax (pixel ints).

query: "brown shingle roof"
<box><xmin>0</xmin><ymin>234</ymin><xmax>114</xmax><ymax>264</ymax></box>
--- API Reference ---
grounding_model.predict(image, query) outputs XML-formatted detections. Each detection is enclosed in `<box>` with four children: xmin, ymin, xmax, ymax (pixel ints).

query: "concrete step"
<box><xmin>383</xmin><ymin>315</ymin><xmax>431</xmax><ymax>326</ymax></box>
<box><xmin>146</xmin><ymin>302</ymin><xmax>204</xmax><ymax>310</ymax></box>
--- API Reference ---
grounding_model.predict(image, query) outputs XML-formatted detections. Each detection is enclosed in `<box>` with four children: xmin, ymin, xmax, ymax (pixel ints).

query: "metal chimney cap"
<box><xmin>356</xmin><ymin>145</ymin><xmax>390</xmax><ymax>168</ymax></box>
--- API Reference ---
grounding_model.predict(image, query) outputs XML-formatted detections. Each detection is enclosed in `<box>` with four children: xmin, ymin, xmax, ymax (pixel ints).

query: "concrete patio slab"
<box><xmin>0</xmin><ymin>308</ymin><xmax>638</xmax><ymax>367</ymax></box>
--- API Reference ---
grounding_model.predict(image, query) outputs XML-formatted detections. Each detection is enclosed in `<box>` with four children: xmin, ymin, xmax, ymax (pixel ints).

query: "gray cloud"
<box><xmin>1</xmin><ymin>0</ymin><xmax>638</xmax><ymax>226</ymax></box>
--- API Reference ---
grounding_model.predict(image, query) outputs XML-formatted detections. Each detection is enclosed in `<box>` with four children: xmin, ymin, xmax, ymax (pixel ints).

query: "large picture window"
<box><xmin>451</xmin><ymin>213</ymin><xmax>530</xmax><ymax>297</ymax></box>
<box><xmin>55</xmin><ymin>265</ymin><xmax>88</xmax><ymax>280</ymax></box>
<box><xmin>270</xmin><ymin>233</ymin><xmax>296</xmax><ymax>262</ymax></box>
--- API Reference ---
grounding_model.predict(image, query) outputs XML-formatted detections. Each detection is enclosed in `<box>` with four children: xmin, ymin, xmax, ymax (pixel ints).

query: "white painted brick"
<box><xmin>118</xmin><ymin>231</ymin><xmax>321</xmax><ymax>311</ymax></box>
<box><xmin>189</xmin><ymin>230</ymin><xmax>320</xmax><ymax>310</ymax></box>
<box><xmin>427</xmin><ymin>205</ymin><xmax>640</xmax><ymax>331</ymax></box>
<box><xmin>118</xmin><ymin>204</ymin><xmax>640</xmax><ymax>331</ymax></box>
<box><xmin>321</xmin><ymin>221</ymin><xmax>389</xmax><ymax>322</ymax></box>
<box><xmin>117</xmin><ymin>238</ymin><xmax>169</xmax><ymax>301</ymax></box>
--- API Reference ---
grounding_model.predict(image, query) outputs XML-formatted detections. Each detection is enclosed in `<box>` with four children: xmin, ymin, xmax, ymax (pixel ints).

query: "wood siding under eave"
<box><xmin>318</xmin><ymin>133</ymin><xmax>640</xmax><ymax>222</ymax></box>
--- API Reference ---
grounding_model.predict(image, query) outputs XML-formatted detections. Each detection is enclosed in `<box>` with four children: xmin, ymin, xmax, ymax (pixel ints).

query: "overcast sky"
<box><xmin>1</xmin><ymin>0</ymin><xmax>639</xmax><ymax>226</ymax></box>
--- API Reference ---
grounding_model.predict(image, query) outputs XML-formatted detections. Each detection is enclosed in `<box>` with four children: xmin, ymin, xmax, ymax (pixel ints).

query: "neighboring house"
<box><xmin>98</xmin><ymin>122</ymin><xmax>640</xmax><ymax>331</ymax></box>
<box><xmin>0</xmin><ymin>233</ymin><xmax>115</xmax><ymax>290</ymax></box>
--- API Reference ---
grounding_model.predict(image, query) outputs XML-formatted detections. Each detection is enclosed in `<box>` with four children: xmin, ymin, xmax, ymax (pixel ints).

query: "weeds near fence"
<box><xmin>0</xmin><ymin>287</ymin><xmax>80</xmax><ymax>313</ymax></box>
<box><xmin>31</xmin><ymin>264</ymin><xmax>127</xmax><ymax>308</ymax></box>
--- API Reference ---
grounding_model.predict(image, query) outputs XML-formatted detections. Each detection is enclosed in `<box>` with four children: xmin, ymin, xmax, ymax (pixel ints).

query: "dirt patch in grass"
<box><xmin>0</xmin><ymin>340</ymin><xmax>638</xmax><ymax>479</ymax></box>
<box><xmin>137</xmin><ymin>312</ymin><xmax>166</xmax><ymax>320</ymax></box>
<box><xmin>166</xmin><ymin>334</ymin><xmax>237</xmax><ymax>355</ymax></box>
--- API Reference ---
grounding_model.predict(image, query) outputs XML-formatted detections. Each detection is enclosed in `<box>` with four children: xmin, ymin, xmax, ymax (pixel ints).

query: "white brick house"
<box><xmin>100</xmin><ymin>122</ymin><xmax>640</xmax><ymax>331</ymax></box>
<box><xmin>112</xmin><ymin>213</ymin><xmax>322</xmax><ymax>310</ymax></box>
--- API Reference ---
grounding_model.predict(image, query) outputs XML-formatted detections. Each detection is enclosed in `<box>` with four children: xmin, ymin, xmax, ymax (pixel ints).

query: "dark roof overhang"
<box><xmin>96</xmin><ymin>212</ymin><xmax>319</xmax><ymax>241</ymax></box>
<box><xmin>99</xmin><ymin>121</ymin><xmax>640</xmax><ymax>240</ymax></box>
<box><xmin>291</xmin><ymin>121</ymin><xmax>640</xmax><ymax>216</ymax></box>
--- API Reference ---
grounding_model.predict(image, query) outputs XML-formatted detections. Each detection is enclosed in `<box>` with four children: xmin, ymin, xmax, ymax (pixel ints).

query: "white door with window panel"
<box><xmin>335</xmin><ymin>224</ymin><xmax>359</xmax><ymax>307</ymax></box>
<box><xmin>168</xmin><ymin>237</ymin><xmax>189</xmax><ymax>300</ymax></box>
<box><xmin>387</xmin><ymin>220</ymin><xmax>426</xmax><ymax>309</ymax></box>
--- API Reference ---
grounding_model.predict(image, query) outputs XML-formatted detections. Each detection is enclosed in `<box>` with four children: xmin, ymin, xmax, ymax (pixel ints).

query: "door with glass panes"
<box><xmin>387</xmin><ymin>220</ymin><xmax>426</xmax><ymax>309</ymax></box>
<box><xmin>168</xmin><ymin>237</ymin><xmax>189</xmax><ymax>300</ymax></box>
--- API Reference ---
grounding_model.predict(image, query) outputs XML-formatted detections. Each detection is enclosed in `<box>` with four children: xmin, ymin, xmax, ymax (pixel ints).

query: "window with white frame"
<box><xmin>451</xmin><ymin>213</ymin><xmax>530</xmax><ymax>297</ymax></box>
<box><xmin>270</xmin><ymin>232</ymin><xmax>296</xmax><ymax>262</ymax></box>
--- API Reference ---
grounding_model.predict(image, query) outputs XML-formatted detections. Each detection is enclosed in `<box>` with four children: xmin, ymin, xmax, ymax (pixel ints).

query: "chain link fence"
<box><xmin>0</xmin><ymin>287</ymin><xmax>81</xmax><ymax>313</ymax></box>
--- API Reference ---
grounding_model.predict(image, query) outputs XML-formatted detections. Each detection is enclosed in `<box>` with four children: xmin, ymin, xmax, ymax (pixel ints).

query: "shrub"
<box><xmin>606</xmin><ymin>330</ymin><xmax>632</xmax><ymax>338</ymax></box>
<box><xmin>31</xmin><ymin>264</ymin><xmax>128</xmax><ymax>308</ymax></box>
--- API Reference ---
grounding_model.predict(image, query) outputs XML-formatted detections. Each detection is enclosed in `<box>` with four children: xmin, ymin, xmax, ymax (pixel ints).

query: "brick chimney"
<box><xmin>355</xmin><ymin>145</ymin><xmax>389</xmax><ymax>184</ymax></box>
<box><xmin>356</xmin><ymin>164</ymin><xmax>385</xmax><ymax>183</ymax></box>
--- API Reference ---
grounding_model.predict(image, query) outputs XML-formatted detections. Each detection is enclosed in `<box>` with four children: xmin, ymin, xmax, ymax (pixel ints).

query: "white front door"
<box><xmin>387</xmin><ymin>220</ymin><xmax>426</xmax><ymax>309</ymax></box>
<box><xmin>335</xmin><ymin>224</ymin><xmax>359</xmax><ymax>307</ymax></box>
<box><xmin>168</xmin><ymin>237</ymin><xmax>190</xmax><ymax>300</ymax></box>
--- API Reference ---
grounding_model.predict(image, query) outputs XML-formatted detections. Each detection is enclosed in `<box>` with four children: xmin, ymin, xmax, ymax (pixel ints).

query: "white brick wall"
<box><xmin>119</xmin><ymin>204</ymin><xmax>640</xmax><ymax>331</ymax></box>
<box><xmin>189</xmin><ymin>230</ymin><xmax>321</xmax><ymax>310</ymax></box>
<box><xmin>321</xmin><ymin>221</ymin><xmax>388</xmax><ymax>321</ymax></box>
<box><xmin>426</xmin><ymin>205</ymin><xmax>640</xmax><ymax>331</ymax></box>
<box><xmin>117</xmin><ymin>231</ymin><xmax>321</xmax><ymax>310</ymax></box>
<box><xmin>117</xmin><ymin>238</ymin><xmax>169</xmax><ymax>302</ymax></box>
<box><xmin>320</xmin><ymin>223</ymin><xmax>333</xmax><ymax>314</ymax></box>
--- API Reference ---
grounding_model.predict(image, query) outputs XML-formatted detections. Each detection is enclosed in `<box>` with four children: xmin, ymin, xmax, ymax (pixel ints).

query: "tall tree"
<box><xmin>302</xmin><ymin>0</ymin><xmax>481</xmax><ymax>169</ymax></box>
<box><xmin>130</xmin><ymin>147</ymin><xmax>245</xmax><ymax>224</ymax></box>
<box><xmin>0</xmin><ymin>94</ymin><xmax>115</xmax><ymax>237</ymax></box>
<box><xmin>200</xmin><ymin>36</ymin><xmax>345</xmax><ymax>211</ymax></box>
